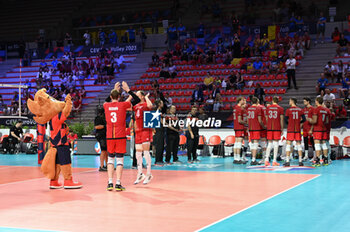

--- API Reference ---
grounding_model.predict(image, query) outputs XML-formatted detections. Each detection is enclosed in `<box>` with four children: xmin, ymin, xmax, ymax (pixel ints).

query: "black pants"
<box><xmin>303</xmin><ymin>136</ymin><xmax>315</xmax><ymax>157</ymax></box>
<box><xmin>166</xmin><ymin>133</ymin><xmax>179</xmax><ymax>162</ymax></box>
<box><xmin>287</xmin><ymin>69</ymin><xmax>297</xmax><ymax>88</ymax></box>
<box><xmin>154</xmin><ymin>128</ymin><xmax>165</xmax><ymax>163</ymax></box>
<box><xmin>187</xmin><ymin>135</ymin><xmax>199</xmax><ymax>161</ymax></box>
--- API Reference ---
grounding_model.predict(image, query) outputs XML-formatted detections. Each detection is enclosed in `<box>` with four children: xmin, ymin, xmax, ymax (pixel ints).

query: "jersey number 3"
<box><xmin>110</xmin><ymin>112</ymin><xmax>117</xmax><ymax>123</ymax></box>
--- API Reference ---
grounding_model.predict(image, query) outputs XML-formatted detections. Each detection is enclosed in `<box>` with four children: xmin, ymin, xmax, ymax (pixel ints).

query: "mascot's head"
<box><xmin>27</xmin><ymin>89</ymin><xmax>67</xmax><ymax>124</ymax></box>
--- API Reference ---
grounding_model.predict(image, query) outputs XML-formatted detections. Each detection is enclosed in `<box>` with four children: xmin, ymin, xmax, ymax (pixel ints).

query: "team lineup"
<box><xmin>102</xmin><ymin>81</ymin><xmax>333</xmax><ymax>191</ymax></box>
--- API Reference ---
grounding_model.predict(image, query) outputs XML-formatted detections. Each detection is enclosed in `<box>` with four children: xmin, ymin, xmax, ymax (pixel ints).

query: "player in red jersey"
<box><xmin>247</xmin><ymin>97</ymin><xmax>265</xmax><ymax>165</ymax></box>
<box><xmin>241</xmin><ymin>101</ymin><xmax>249</xmax><ymax>162</ymax></box>
<box><xmin>265</xmin><ymin>96</ymin><xmax>284</xmax><ymax>166</ymax></box>
<box><xmin>133</xmin><ymin>91</ymin><xmax>154</xmax><ymax>185</ymax></box>
<box><xmin>302</xmin><ymin>97</ymin><xmax>315</xmax><ymax>161</ymax></box>
<box><xmin>307</xmin><ymin>97</ymin><xmax>329</xmax><ymax>166</ymax></box>
<box><xmin>233</xmin><ymin>97</ymin><xmax>247</xmax><ymax>164</ymax></box>
<box><xmin>323</xmin><ymin>101</ymin><xmax>335</xmax><ymax>163</ymax></box>
<box><xmin>258</xmin><ymin>101</ymin><xmax>268</xmax><ymax>164</ymax></box>
<box><xmin>104</xmin><ymin>82</ymin><xmax>137</xmax><ymax>191</ymax></box>
<box><xmin>284</xmin><ymin>98</ymin><xmax>306</xmax><ymax>166</ymax></box>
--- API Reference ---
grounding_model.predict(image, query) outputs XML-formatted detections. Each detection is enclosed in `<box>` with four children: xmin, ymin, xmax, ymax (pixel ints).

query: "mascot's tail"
<box><xmin>41</xmin><ymin>147</ymin><xmax>57</xmax><ymax>179</ymax></box>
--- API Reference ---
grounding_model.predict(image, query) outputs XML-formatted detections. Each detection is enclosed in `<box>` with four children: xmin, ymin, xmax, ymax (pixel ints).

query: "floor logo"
<box><xmin>143</xmin><ymin>110</ymin><xmax>161</xmax><ymax>128</ymax></box>
<box><xmin>246</xmin><ymin>166</ymin><xmax>315</xmax><ymax>171</ymax></box>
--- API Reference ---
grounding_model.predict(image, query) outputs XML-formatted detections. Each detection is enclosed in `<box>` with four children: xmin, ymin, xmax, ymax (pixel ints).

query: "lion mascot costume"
<box><xmin>27</xmin><ymin>89</ymin><xmax>82</xmax><ymax>189</ymax></box>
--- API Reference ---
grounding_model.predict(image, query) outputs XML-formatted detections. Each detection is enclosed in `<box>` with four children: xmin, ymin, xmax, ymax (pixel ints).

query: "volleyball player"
<box><xmin>258</xmin><ymin>100</ymin><xmax>268</xmax><ymax>164</ymax></box>
<box><xmin>265</xmin><ymin>96</ymin><xmax>284</xmax><ymax>166</ymax></box>
<box><xmin>104</xmin><ymin>82</ymin><xmax>138</xmax><ymax>191</ymax></box>
<box><xmin>302</xmin><ymin>97</ymin><xmax>315</xmax><ymax>161</ymax></box>
<box><xmin>323</xmin><ymin>101</ymin><xmax>335</xmax><ymax>164</ymax></box>
<box><xmin>133</xmin><ymin>91</ymin><xmax>154</xmax><ymax>185</ymax></box>
<box><xmin>247</xmin><ymin>97</ymin><xmax>265</xmax><ymax>165</ymax></box>
<box><xmin>233</xmin><ymin>97</ymin><xmax>247</xmax><ymax>164</ymax></box>
<box><xmin>307</xmin><ymin>97</ymin><xmax>329</xmax><ymax>166</ymax></box>
<box><xmin>284</xmin><ymin>98</ymin><xmax>305</xmax><ymax>166</ymax></box>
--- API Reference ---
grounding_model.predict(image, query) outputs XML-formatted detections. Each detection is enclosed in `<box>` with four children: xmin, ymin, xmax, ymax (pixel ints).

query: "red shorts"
<box><xmin>302</xmin><ymin>127</ymin><xmax>311</xmax><ymax>137</ymax></box>
<box><xmin>235</xmin><ymin>129</ymin><xmax>245</xmax><ymax>138</ymax></box>
<box><xmin>135</xmin><ymin>129</ymin><xmax>152</xmax><ymax>144</ymax></box>
<box><xmin>267</xmin><ymin>131</ymin><xmax>282</xmax><ymax>141</ymax></box>
<box><xmin>287</xmin><ymin>132</ymin><xmax>302</xmax><ymax>141</ymax></box>
<box><xmin>313</xmin><ymin>131</ymin><xmax>325</xmax><ymax>141</ymax></box>
<box><xmin>107</xmin><ymin>139</ymin><xmax>127</xmax><ymax>154</ymax></box>
<box><xmin>324</xmin><ymin>131</ymin><xmax>330</xmax><ymax>140</ymax></box>
<box><xmin>260</xmin><ymin>129</ymin><xmax>267</xmax><ymax>138</ymax></box>
<box><xmin>249</xmin><ymin>131</ymin><xmax>261</xmax><ymax>140</ymax></box>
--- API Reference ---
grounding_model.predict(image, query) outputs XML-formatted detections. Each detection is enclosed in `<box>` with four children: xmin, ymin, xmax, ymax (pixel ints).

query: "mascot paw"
<box><xmin>49</xmin><ymin>180</ymin><xmax>63</xmax><ymax>189</ymax></box>
<box><xmin>64</xmin><ymin>179</ymin><xmax>83</xmax><ymax>189</ymax></box>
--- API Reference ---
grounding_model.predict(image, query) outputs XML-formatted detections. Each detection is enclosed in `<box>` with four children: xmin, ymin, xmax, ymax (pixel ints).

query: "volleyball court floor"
<box><xmin>1</xmin><ymin>154</ymin><xmax>350</xmax><ymax>232</ymax></box>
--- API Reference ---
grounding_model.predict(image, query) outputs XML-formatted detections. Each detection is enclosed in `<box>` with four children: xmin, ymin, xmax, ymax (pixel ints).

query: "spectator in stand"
<box><xmin>98</xmin><ymin>29</ymin><xmax>106</xmax><ymax>45</ymax></box>
<box><xmin>204</xmin><ymin>94</ymin><xmax>214</xmax><ymax>112</ymax></box>
<box><xmin>316</xmin><ymin>73</ymin><xmax>328</xmax><ymax>95</ymax></box>
<box><xmin>178</xmin><ymin>23</ymin><xmax>187</xmax><ymax>42</ymax></box>
<box><xmin>197</xmin><ymin>22</ymin><xmax>205</xmax><ymax>38</ymax></box>
<box><xmin>295</xmin><ymin>16</ymin><xmax>304</xmax><ymax>34</ymax></box>
<box><xmin>39</xmin><ymin>60</ymin><xmax>47</xmax><ymax>69</ymax></box>
<box><xmin>332</xmin><ymin>27</ymin><xmax>341</xmax><ymax>43</ymax></box>
<box><xmin>242</xmin><ymin>41</ymin><xmax>252</xmax><ymax>58</ymax></box>
<box><xmin>151</xmin><ymin>79</ymin><xmax>159</xmax><ymax>91</ymax></box>
<box><xmin>339</xmin><ymin>75</ymin><xmax>349</xmax><ymax>98</ymax></box>
<box><xmin>79</xmin><ymin>86</ymin><xmax>86</xmax><ymax>98</ymax></box>
<box><xmin>336</xmin><ymin>60</ymin><xmax>346</xmax><ymax>83</ymax></box>
<box><xmin>324</xmin><ymin>61</ymin><xmax>336</xmax><ymax>83</ymax></box>
<box><xmin>65</xmin><ymin>33</ymin><xmax>73</xmax><ymax>47</ymax></box>
<box><xmin>323</xmin><ymin>89</ymin><xmax>336</xmax><ymax>103</ymax></box>
<box><xmin>159</xmin><ymin>63</ymin><xmax>170</xmax><ymax>79</ymax></box>
<box><xmin>336</xmin><ymin>104</ymin><xmax>347</xmax><ymax>118</ymax></box>
<box><xmin>261</xmin><ymin>34</ymin><xmax>270</xmax><ymax>51</ymax></box>
<box><xmin>253</xmin><ymin>57</ymin><xmax>263</xmax><ymax>74</ymax></box>
<box><xmin>139</xmin><ymin>26</ymin><xmax>147</xmax><ymax>50</ymax></box>
<box><xmin>83</xmin><ymin>30</ymin><xmax>91</xmax><ymax>46</ymax></box>
<box><xmin>232</xmin><ymin>34</ymin><xmax>241</xmax><ymax>58</ymax></box>
<box><xmin>0</xmin><ymin>94</ymin><xmax>5</xmax><ymax>113</ymax></box>
<box><xmin>109</xmin><ymin>29</ymin><xmax>118</xmax><ymax>44</ymax></box>
<box><xmin>72</xmin><ymin>95</ymin><xmax>82</xmax><ymax>115</ymax></box>
<box><xmin>168</xmin><ymin>61</ymin><xmax>177</xmax><ymax>78</ymax></box>
<box><xmin>210</xmin><ymin>84</ymin><xmax>220</xmax><ymax>99</ymax></box>
<box><xmin>36</xmin><ymin>69</ymin><xmax>44</xmax><ymax>89</ymax></box>
<box><xmin>228</xmin><ymin>71</ymin><xmax>237</xmax><ymax>90</ymax></box>
<box><xmin>115</xmin><ymin>53</ymin><xmax>126</xmax><ymax>71</ymax></box>
<box><xmin>151</xmin><ymin>50</ymin><xmax>159</xmax><ymax>67</ymax></box>
<box><xmin>127</xmin><ymin>26</ymin><xmax>136</xmax><ymax>43</ymax></box>
<box><xmin>236</xmin><ymin>72</ymin><xmax>245</xmax><ymax>90</ymax></box>
<box><xmin>254</xmin><ymin>83</ymin><xmax>265</xmax><ymax>104</ymax></box>
<box><xmin>221</xmin><ymin>78</ymin><xmax>227</xmax><ymax>91</ymax></box>
<box><xmin>167</xmin><ymin>24</ymin><xmax>177</xmax><ymax>48</ymax></box>
<box><xmin>121</xmin><ymin>32</ymin><xmax>128</xmax><ymax>43</ymax></box>
<box><xmin>303</xmin><ymin>32</ymin><xmax>311</xmax><ymax>50</ymax></box>
<box><xmin>316</xmin><ymin>12</ymin><xmax>326</xmax><ymax>44</ymax></box>
<box><xmin>164</xmin><ymin>92</ymin><xmax>172</xmax><ymax>108</ymax></box>
<box><xmin>213</xmin><ymin>94</ymin><xmax>223</xmax><ymax>112</ymax></box>
<box><xmin>191</xmin><ymin>85</ymin><xmax>204</xmax><ymax>104</ymax></box>
<box><xmin>198</xmin><ymin>107</ymin><xmax>208</xmax><ymax>121</ymax></box>
<box><xmin>336</xmin><ymin>34</ymin><xmax>349</xmax><ymax>57</ymax></box>
<box><xmin>51</xmin><ymin>56</ymin><xmax>59</xmax><ymax>73</ymax></box>
<box><xmin>286</xmin><ymin>54</ymin><xmax>298</xmax><ymax>89</ymax></box>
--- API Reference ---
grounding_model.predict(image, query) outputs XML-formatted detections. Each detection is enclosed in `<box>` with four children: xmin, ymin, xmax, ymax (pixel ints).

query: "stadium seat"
<box><xmin>224</xmin><ymin>104</ymin><xmax>231</xmax><ymax>110</ymax></box>
<box><xmin>199</xmin><ymin>135</ymin><xmax>206</xmax><ymax>145</ymax></box>
<box><xmin>342</xmin><ymin>136</ymin><xmax>350</xmax><ymax>148</ymax></box>
<box><xmin>224</xmin><ymin>135</ymin><xmax>235</xmax><ymax>146</ymax></box>
<box><xmin>208</xmin><ymin>135</ymin><xmax>222</xmax><ymax>146</ymax></box>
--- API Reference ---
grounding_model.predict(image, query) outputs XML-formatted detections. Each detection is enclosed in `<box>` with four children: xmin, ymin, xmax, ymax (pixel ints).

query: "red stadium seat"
<box><xmin>224</xmin><ymin>135</ymin><xmax>235</xmax><ymax>146</ymax></box>
<box><xmin>199</xmin><ymin>135</ymin><xmax>207</xmax><ymax>145</ymax></box>
<box><xmin>208</xmin><ymin>135</ymin><xmax>222</xmax><ymax>146</ymax></box>
<box><xmin>343</xmin><ymin>136</ymin><xmax>350</xmax><ymax>148</ymax></box>
<box><xmin>179</xmin><ymin>135</ymin><xmax>187</xmax><ymax>145</ymax></box>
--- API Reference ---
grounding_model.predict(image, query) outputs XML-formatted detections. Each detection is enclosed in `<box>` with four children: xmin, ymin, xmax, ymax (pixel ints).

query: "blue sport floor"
<box><xmin>1</xmin><ymin>153</ymin><xmax>350</xmax><ymax>232</ymax></box>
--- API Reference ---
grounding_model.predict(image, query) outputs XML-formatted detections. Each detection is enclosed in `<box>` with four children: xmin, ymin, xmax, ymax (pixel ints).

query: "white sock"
<box><xmin>116</xmin><ymin>180</ymin><xmax>121</xmax><ymax>185</ymax></box>
<box><xmin>273</xmin><ymin>142</ymin><xmax>279</xmax><ymax>162</ymax></box>
<box><xmin>136</xmin><ymin>151</ymin><xmax>143</xmax><ymax>174</ymax></box>
<box><xmin>286</xmin><ymin>154</ymin><xmax>290</xmax><ymax>162</ymax></box>
<box><xmin>304</xmin><ymin>150</ymin><xmax>308</xmax><ymax>157</ymax></box>
<box><xmin>108</xmin><ymin>178</ymin><xmax>113</xmax><ymax>184</ymax></box>
<box><xmin>265</xmin><ymin>145</ymin><xmax>272</xmax><ymax>162</ymax></box>
<box><xmin>252</xmin><ymin>156</ymin><xmax>256</xmax><ymax>162</ymax></box>
<box><xmin>144</xmin><ymin>150</ymin><xmax>152</xmax><ymax>175</ymax></box>
<box><xmin>299</xmin><ymin>156</ymin><xmax>302</xmax><ymax>162</ymax></box>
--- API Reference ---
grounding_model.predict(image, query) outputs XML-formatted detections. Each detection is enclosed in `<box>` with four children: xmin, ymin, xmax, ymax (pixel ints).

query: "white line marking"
<box><xmin>0</xmin><ymin>169</ymin><xmax>96</xmax><ymax>187</ymax></box>
<box><xmin>195</xmin><ymin>174</ymin><xmax>321</xmax><ymax>231</ymax></box>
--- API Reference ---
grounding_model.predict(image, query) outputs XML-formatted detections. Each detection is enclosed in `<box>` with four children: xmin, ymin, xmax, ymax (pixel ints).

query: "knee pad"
<box><xmin>267</xmin><ymin>142</ymin><xmax>273</xmax><ymax>149</ymax></box>
<box><xmin>286</xmin><ymin>144</ymin><xmax>291</xmax><ymax>152</ymax></box>
<box><xmin>297</xmin><ymin>145</ymin><xmax>303</xmax><ymax>151</ymax></box>
<box><xmin>108</xmin><ymin>156</ymin><xmax>115</xmax><ymax>165</ymax></box>
<box><xmin>254</xmin><ymin>143</ymin><xmax>259</xmax><ymax>150</ymax></box>
<box><xmin>116</xmin><ymin>157</ymin><xmax>124</xmax><ymax>166</ymax></box>
<box><xmin>322</xmin><ymin>143</ymin><xmax>328</xmax><ymax>150</ymax></box>
<box><xmin>235</xmin><ymin>142</ymin><xmax>242</xmax><ymax>150</ymax></box>
<box><xmin>315</xmin><ymin>143</ymin><xmax>321</xmax><ymax>151</ymax></box>
<box><xmin>273</xmin><ymin>141</ymin><xmax>279</xmax><ymax>147</ymax></box>
<box><xmin>260</xmin><ymin>141</ymin><xmax>267</xmax><ymax>149</ymax></box>
<box><xmin>249</xmin><ymin>143</ymin><xmax>256</xmax><ymax>150</ymax></box>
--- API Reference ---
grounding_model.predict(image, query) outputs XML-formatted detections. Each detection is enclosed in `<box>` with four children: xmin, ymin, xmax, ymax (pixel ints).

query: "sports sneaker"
<box><xmin>155</xmin><ymin>162</ymin><xmax>165</xmax><ymax>166</ymax></box>
<box><xmin>272</xmin><ymin>161</ymin><xmax>280</xmax><ymax>166</ymax></box>
<box><xmin>173</xmin><ymin>160</ymin><xmax>183</xmax><ymax>164</ymax></box>
<box><xmin>312</xmin><ymin>158</ymin><xmax>321</xmax><ymax>167</ymax></box>
<box><xmin>115</xmin><ymin>184</ymin><xmax>126</xmax><ymax>191</ymax></box>
<box><xmin>302</xmin><ymin>155</ymin><xmax>309</xmax><ymax>162</ymax></box>
<box><xmin>99</xmin><ymin>166</ymin><xmax>107</xmax><ymax>172</ymax></box>
<box><xmin>63</xmin><ymin>178</ymin><xmax>83</xmax><ymax>189</ymax></box>
<box><xmin>283</xmin><ymin>162</ymin><xmax>290</xmax><ymax>167</ymax></box>
<box><xmin>193</xmin><ymin>159</ymin><xmax>200</xmax><ymax>163</ymax></box>
<box><xmin>143</xmin><ymin>174</ymin><xmax>153</xmax><ymax>185</ymax></box>
<box><xmin>264</xmin><ymin>161</ymin><xmax>271</xmax><ymax>166</ymax></box>
<box><xmin>107</xmin><ymin>183</ymin><xmax>113</xmax><ymax>191</ymax></box>
<box><xmin>49</xmin><ymin>180</ymin><xmax>63</xmax><ymax>189</ymax></box>
<box><xmin>258</xmin><ymin>159</ymin><xmax>265</xmax><ymax>164</ymax></box>
<box><xmin>134</xmin><ymin>173</ymin><xmax>146</xmax><ymax>185</ymax></box>
<box><xmin>241</xmin><ymin>159</ymin><xmax>248</xmax><ymax>164</ymax></box>
<box><xmin>299</xmin><ymin>162</ymin><xmax>304</xmax><ymax>166</ymax></box>
<box><xmin>323</xmin><ymin>158</ymin><xmax>329</xmax><ymax>166</ymax></box>
<box><xmin>250</xmin><ymin>160</ymin><xmax>259</xmax><ymax>165</ymax></box>
<box><xmin>233</xmin><ymin>160</ymin><xmax>242</xmax><ymax>164</ymax></box>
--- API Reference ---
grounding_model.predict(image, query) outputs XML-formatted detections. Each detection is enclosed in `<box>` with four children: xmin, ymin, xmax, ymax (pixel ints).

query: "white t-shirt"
<box><xmin>83</xmin><ymin>33</ymin><xmax>91</xmax><ymax>43</ymax></box>
<box><xmin>116</xmin><ymin>56</ymin><xmax>125</xmax><ymax>65</ymax></box>
<box><xmin>325</xmin><ymin>64</ymin><xmax>336</xmax><ymax>72</ymax></box>
<box><xmin>285</xmin><ymin>58</ymin><xmax>296</xmax><ymax>70</ymax></box>
<box><xmin>323</xmin><ymin>93</ymin><xmax>335</xmax><ymax>102</ymax></box>
<box><xmin>221</xmin><ymin>80</ymin><xmax>227</xmax><ymax>88</ymax></box>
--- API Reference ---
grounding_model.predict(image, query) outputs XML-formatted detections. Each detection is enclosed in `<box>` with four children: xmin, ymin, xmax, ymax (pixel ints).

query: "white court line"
<box><xmin>0</xmin><ymin>169</ymin><xmax>97</xmax><ymax>187</ymax></box>
<box><xmin>0</xmin><ymin>166</ymin><xmax>13</xmax><ymax>170</ymax></box>
<box><xmin>195</xmin><ymin>174</ymin><xmax>321</xmax><ymax>232</ymax></box>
